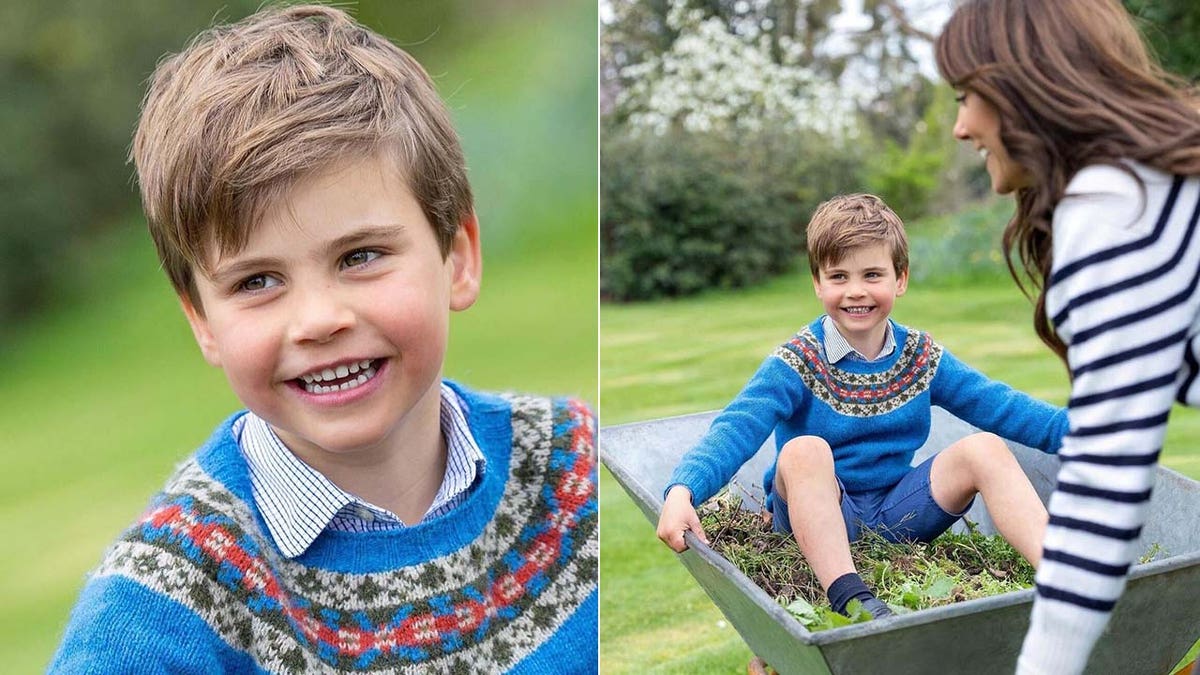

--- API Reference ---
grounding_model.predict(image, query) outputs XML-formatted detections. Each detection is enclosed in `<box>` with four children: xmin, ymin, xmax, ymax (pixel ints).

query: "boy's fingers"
<box><xmin>661</xmin><ymin>526</ymin><xmax>687</xmax><ymax>552</ymax></box>
<box><xmin>687</xmin><ymin>514</ymin><xmax>709</xmax><ymax>546</ymax></box>
<box><xmin>672</xmin><ymin>530</ymin><xmax>689</xmax><ymax>552</ymax></box>
<box><xmin>656</xmin><ymin>518</ymin><xmax>689</xmax><ymax>552</ymax></box>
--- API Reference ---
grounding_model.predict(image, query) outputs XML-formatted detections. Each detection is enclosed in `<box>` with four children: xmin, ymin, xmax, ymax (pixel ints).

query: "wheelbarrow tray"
<box><xmin>600</xmin><ymin>407</ymin><xmax>1200</xmax><ymax>674</ymax></box>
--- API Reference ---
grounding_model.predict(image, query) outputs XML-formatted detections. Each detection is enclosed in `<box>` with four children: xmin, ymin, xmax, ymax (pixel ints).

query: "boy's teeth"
<box><xmin>303</xmin><ymin>365</ymin><xmax>378</xmax><ymax>394</ymax></box>
<box><xmin>302</xmin><ymin>359</ymin><xmax>376</xmax><ymax>384</ymax></box>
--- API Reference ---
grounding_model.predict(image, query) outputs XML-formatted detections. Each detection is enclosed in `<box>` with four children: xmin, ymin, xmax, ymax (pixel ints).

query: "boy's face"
<box><xmin>813</xmin><ymin>243</ymin><xmax>907</xmax><ymax>349</ymax></box>
<box><xmin>181</xmin><ymin>154</ymin><xmax>480</xmax><ymax>461</ymax></box>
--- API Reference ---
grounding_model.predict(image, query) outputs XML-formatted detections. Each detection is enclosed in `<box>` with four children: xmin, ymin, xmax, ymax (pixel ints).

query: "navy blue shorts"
<box><xmin>772</xmin><ymin>454</ymin><xmax>973</xmax><ymax>543</ymax></box>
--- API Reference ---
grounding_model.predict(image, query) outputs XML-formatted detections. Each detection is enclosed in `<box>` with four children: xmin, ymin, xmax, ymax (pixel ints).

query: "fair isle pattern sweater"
<box><xmin>1019</xmin><ymin>164</ymin><xmax>1200</xmax><ymax>675</ymax></box>
<box><xmin>668</xmin><ymin>318</ymin><xmax>1069</xmax><ymax>511</ymax></box>
<box><xmin>50</xmin><ymin>385</ymin><xmax>598</xmax><ymax>674</ymax></box>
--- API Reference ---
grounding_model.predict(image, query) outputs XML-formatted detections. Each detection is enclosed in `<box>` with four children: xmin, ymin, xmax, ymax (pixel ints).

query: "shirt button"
<box><xmin>356</xmin><ymin>507</ymin><xmax>375</xmax><ymax>522</ymax></box>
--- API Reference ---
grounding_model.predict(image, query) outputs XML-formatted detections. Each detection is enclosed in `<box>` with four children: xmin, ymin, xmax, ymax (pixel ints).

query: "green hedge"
<box><xmin>601</xmin><ymin>125</ymin><xmax>863</xmax><ymax>301</ymax></box>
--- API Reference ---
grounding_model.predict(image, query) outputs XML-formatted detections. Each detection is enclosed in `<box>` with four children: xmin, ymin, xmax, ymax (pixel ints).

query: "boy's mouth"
<box><xmin>296</xmin><ymin>358</ymin><xmax>382</xmax><ymax>394</ymax></box>
<box><xmin>842</xmin><ymin>306</ymin><xmax>874</xmax><ymax>316</ymax></box>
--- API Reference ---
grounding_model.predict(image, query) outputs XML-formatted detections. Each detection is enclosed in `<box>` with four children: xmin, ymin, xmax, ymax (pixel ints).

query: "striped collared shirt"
<box><xmin>234</xmin><ymin>383</ymin><xmax>485</xmax><ymax>558</ymax></box>
<box><xmin>821</xmin><ymin>315</ymin><xmax>896</xmax><ymax>364</ymax></box>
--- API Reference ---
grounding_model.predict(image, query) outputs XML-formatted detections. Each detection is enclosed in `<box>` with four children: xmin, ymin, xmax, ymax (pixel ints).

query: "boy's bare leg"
<box><xmin>930</xmin><ymin>432</ymin><xmax>1048</xmax><ymax>566</ymax></box>
<box><xmin>774</xmin><ymin>436</ymin><xmax>855</xmax><ymax>590</ymax></box>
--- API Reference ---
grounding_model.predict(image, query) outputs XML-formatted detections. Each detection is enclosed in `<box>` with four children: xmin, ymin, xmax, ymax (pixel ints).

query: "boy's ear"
<box><xmin>448</xmin><ymin>212</ymin><xmax>482</xmax><ymax>311</ymax></box>
<box><xmin>896</xmin><ymin>269</ymin><xmax>909</xmax><ymax>297</ymax></box>
<box><xmin>180</xmin><ymin>296</ymin><xmax>223</xmax><ymax>367</ymax></box>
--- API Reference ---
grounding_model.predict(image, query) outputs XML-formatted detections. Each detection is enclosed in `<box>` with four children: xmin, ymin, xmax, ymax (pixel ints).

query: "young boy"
<box><xmin>50</xmin><ymin>6</ymin><xmax>596</xmax><ymax>673</ymax></box>
<box><xmin>657</xmin><ymin>193</ymin><xmax>1068</xmax><ymax>619</ymax></box>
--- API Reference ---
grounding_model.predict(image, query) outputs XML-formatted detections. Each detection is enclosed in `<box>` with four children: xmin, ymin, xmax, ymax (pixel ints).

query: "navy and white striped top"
<box><xmin>233</xmin><ymin>382</ymin><xmax>485</xmax><ymax>558</ymax></box>
<box><xmin>1018</xmin><ymin>163</ymin><xmax>1200</xmax><ymax>674</ymax></box>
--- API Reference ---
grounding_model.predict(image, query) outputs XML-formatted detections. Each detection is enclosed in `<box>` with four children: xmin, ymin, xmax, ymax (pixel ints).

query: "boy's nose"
<box><xmin>288</xmin><ymin>285</ymin><xmax>356</xmax><ymax>344</ymax></box>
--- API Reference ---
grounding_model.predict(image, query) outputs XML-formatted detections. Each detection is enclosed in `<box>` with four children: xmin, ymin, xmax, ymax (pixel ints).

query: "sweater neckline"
<box><xmin>193</xmin><ymin>381</ymin><xmax>514</xmax><ymax>573</ymax></box>
<box><xmin>809</xmin><ymin>316</ymin><xmax>910</xmax><ymax>373</ymax></box>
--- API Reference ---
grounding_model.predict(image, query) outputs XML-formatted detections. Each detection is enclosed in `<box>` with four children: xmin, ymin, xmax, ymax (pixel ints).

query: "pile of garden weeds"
<box><xmin>698</xmin><ymin>488</ymin><xmax>1034</xmax><ymax>631</ymax></box>
<box><xmin>699</xmin><ymin>489</ymin><xmax>1165</xmax><ymax>630</ymax></box>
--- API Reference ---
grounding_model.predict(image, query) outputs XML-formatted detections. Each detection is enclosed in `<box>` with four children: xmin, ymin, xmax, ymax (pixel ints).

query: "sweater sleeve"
<box><xmin>665</xmin><ymin>355</ymin><xmax>808</xmax><ymax>505</ymax></box>
<box><xmin>1017</xmin><ymin>166</ymin><xmax>1198</xmax><ymax>675</ymax></box>
<box><xmin>49</xmin><ymin>572</ymin><xmax>255</xmax><ymax>674</ymax></box>
<box><xmin>930</xmin><ymin>348</ymin><xmax>1069</xmax><ymax>453</ymax></box>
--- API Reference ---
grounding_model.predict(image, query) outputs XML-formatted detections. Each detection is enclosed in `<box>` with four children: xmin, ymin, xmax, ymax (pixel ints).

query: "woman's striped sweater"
<box><xmin>49</xmin><ymin>384</ymin><xmax>598</xmax><ymax>674</ymax></box>
<box><xmin>1018</xmin><ymin>163</ymin><xmax>1200</xmax><ymax>675</ymax></box>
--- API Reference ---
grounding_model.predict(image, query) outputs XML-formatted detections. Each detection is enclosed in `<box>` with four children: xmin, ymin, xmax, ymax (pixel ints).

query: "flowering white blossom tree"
<box><xmin>615</xmin><ymin>0</ymin><xmax>858</xmax><ymax>139</ymax></box>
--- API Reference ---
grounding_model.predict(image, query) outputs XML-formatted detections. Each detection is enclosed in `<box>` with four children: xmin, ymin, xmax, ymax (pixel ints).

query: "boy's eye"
<box><xmin>238</xmin><ymin>274</ymin><xmax>281</xmax><ymax>293</ymax></box>
<box><xmin>342</xmin><ymin>249</ymin><xmax>381</xmax><ymax>268</ymax></box>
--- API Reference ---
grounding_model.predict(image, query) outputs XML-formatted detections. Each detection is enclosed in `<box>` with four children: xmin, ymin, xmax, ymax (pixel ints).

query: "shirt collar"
<box><xmin>821</xmin><ymin>315</ymin><xmax>896</xmax><ymax>364</ymax></box>
<box><xmin>236</xmin><ymin>382</ymin><xmax>485</xmax><ymax>558</ymax></box>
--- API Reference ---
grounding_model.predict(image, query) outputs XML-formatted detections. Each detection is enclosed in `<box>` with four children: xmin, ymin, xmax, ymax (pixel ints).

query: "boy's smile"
<box><xmin>813</xmin><ymin>243</ymin><xmax>907</xmax><ymax>360</ymax></box>
<box><xmin>181</xmin><ymin>153</ymin><xmax>481</xmax><ymax>468</ymax></box>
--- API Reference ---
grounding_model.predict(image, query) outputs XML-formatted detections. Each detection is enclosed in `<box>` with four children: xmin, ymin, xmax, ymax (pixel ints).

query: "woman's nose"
<box><xmin>952</xmin><ymin>109</ymin><xmax>970</xmax><ymax>141</ymax></box>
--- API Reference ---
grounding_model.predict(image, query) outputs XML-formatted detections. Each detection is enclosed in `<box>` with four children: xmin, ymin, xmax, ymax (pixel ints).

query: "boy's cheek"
<box><xmin>179</xmin><ymin>296</ymin><xmax>224</xmax><ymax>367</ymax></box>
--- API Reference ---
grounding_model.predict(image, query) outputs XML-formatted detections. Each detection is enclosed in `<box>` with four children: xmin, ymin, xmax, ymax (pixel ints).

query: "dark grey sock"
<box><xmin>827</xmin><ymin>572</ymin><xmax>892</xmax><ymax>618</ymax></box>
<box><xmin>860</xmin><ymin>596</ymin><xmax>894</xmax><ymax>619</ymax></box>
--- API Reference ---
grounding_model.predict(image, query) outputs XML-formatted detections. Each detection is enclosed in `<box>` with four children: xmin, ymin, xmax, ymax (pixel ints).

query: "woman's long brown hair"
<box><xmin>935</xmin><ymin>0</ymin><xmax>1200</xmax><ymax>365</ymax></box>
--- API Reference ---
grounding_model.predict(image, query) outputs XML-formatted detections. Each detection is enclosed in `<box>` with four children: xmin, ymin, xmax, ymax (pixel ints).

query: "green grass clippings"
<box><xmin>697</xmin><ymin>490</ymin><xmax>1036</xmax><ymax>631</ymax></box>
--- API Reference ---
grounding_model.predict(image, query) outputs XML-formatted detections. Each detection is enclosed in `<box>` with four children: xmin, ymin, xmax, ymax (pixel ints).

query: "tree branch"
<box><xmin>877</xmin><ymin>0</ymin><xmax>937</xmax><ymax>43</ymax></box>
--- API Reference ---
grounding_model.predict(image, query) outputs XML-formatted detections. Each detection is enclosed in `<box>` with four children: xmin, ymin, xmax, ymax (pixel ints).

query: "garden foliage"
<box><xmin>601</xmin><ymin>125</ymin><xmax>861</xmax><ymax>301</ymax></box>
<box><xmin>601</xmin><ymin>0</ymin><xmax>866</xmax><ymax>301</ymax></box>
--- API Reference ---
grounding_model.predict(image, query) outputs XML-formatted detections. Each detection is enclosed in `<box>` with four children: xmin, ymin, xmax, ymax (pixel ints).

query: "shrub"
<box><xmin>907</xmin><ymin>198</ymin><xmax>1015</xmax><ymax>286</ymax></box>
<box><xmin>601</xmin><ymin>124</ymin><xmax>863</xmax><ymax>301</ymax></box>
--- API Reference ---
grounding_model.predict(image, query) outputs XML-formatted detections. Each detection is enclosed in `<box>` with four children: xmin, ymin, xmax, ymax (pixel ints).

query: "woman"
<box><xmin>936</xmin><ymin>1</ymin><xmax>1200</xmax><ymax>673</ymax></box>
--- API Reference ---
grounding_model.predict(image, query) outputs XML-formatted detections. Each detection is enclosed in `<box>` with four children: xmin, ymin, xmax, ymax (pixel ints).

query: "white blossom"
<box><xmin>616</xmin><ymin>0</ymin><xmax>858</xmax><ymax>141</ymax></box>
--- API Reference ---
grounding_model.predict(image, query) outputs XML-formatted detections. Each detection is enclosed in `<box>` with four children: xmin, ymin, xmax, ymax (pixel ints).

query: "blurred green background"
<box><xmin>0</xmin><ymin>1</ymin><xmax>597</xmax><ymax>671</ymax></box>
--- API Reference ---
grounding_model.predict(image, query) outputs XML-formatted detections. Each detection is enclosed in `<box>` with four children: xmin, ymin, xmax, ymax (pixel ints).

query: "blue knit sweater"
<box><xmin>668</xmin><ymin>318</ymin><xmax>1069</xmax><ymax>511</ymax></box>
<box><xmin>49</xmin><ymin>383</ymin><xmax>598</xmax><ymax>674</ymax></box>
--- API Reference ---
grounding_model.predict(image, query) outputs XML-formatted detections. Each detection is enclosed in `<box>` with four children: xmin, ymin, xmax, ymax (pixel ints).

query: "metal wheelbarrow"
<box><xmin>601</xmin><ymin>407</ymin><xmax>1200</xmax><ymax>674</ymax></box>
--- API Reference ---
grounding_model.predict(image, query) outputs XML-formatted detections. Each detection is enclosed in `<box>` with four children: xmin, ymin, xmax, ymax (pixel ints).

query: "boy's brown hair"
<box><xmin>131</xmin><ymin>4</ymin><xmax>472</xmax><ymax>308</ymax></box>
<box><xmin>805</xmin><ymin>194</ymin><xmax>908</xmax><ymax>277</ymax></box>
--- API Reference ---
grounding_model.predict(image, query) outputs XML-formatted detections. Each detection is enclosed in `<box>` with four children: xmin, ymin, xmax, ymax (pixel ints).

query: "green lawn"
<box><xmin>599</xmin><ymin>268</ymin><xmax>1200</xmax><ymax>673</ymax></box>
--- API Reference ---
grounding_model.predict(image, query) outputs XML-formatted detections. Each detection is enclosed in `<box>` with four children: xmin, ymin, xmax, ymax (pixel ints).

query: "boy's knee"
<box><xmin>778</xmin><ymin>435</ymin><xmax>834</xmax><ymax>474</ymax></box>
<box><xmin>966</xmin><ymin>432</ymin><xmax>1011</xmax><ymax>460</ymax></box>
<box><xmin>948</xmin><ymin>432</ymin><xmax>1015</xmax><ymax>477</ymax></box>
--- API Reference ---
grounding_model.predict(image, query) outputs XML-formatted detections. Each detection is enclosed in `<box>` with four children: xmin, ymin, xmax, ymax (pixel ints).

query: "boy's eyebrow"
<box><xmin>822</xmin><ymin>264</ymin><xmax>888</xmax><ymax>275</ymax></box>
<box><xmin>207</xmin><ymin>256</ymin><xmax>286</xmax><ymax>284</ymax></box>
<box><xmin>323</xmin><ymin>224</ymin><xmax>408</xmax><ymax>255</ymax></box>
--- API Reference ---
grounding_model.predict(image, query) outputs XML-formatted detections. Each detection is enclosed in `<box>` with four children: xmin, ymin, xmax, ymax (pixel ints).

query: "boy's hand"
<box><xmin>657</xmin><ymin>485</ymin><xmax>709</xmax><ymax>552</ymax></box>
